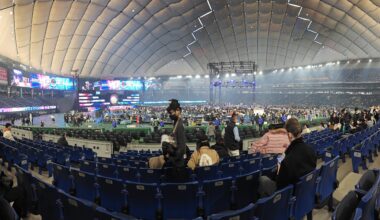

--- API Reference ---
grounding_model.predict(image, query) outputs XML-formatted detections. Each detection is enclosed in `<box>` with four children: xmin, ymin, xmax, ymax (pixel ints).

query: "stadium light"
<box><xmin>281</xmin><ymin>68</ymin><xmax>284</xmax><ymax>72</ymax></box>
<box><xmin>337</xmin><ymin>61</ymin><xmax>340</xmax><ymax>64</ymax></box>
<box><xmin>357</xmin><ymin>60</ymin><xmax>360</xmax><ymax>63</ymax></box>
<box><xmin>225</xmin><ymin>73</ymin><xmax>230</xmax><ymax>77</ymax></box>
<box><xmin>195</xmin><ymin>74</ymin><xmax>200</xmax><ymax>78</ymax></box>
<box><xmin>369</xmin><ymin>59</ymin><xmax>372</xmax><ymax>63</ymax></box>
<box><xmin>254</xmin><ymin>71</ymin><xmax>257</xmax><ymax>75</ymax></box>
<box><xmin>231</xmin><ymin>73</ymin><xmax>236</xmax><ymax>77</ymax></box>
<box><xmin>177</xmin><ymin>75</ymin><xmax>182</xmax><ymax>79</ymax></box>
<box><xmin>259</xmin><ymin>71</ymin><xmax>263</xmax><ymax>75</ymax></box>
<box><xmin>347</xmin><ymin>61</ymin><xmax>350</xmax><ymax>64</ymax></box>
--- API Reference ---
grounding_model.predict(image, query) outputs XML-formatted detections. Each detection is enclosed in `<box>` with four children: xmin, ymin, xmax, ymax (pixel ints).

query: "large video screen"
<box><xmin>80</xmin><ymin>80</ymin><xmax>143</xmax><ymax>91</ymax></box>
<box><xmin>78</xmin><ymin>90</ymin><xmax>140</xmax><ymax>111</ymax></box>
<box><xmin>11</xmin><ymin>69</ymin><xmax>74</xmax><ymax>90</ymax></box>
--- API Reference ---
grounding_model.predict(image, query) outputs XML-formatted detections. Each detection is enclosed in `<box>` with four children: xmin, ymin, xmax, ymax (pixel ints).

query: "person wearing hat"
<box><xmin>166</xmin><ymin>99</ymin><xmax>187</xmax><ymax>167</ymax></box>
<box><xmin>187</xmin><ymin>133</ymin><xmax>219</xmax><ymax>170</ymax></box>
<box><xmin>224</xmin><ymin>112</ymin><xmax>241</xmax><ymax>156</ymax></box>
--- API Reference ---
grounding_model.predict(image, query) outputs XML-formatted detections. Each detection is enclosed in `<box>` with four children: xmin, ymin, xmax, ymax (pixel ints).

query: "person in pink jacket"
<box><xmin>249</xmin><ymin>128</ymin><xmax>290</xmax><ymax>154</ymax></box>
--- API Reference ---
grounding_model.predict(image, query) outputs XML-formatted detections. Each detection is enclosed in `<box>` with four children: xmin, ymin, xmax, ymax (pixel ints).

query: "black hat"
<box><xmin>166</xmin><ymin>99</ymin><xmax>181</xmax><ymax>113</ymax></box>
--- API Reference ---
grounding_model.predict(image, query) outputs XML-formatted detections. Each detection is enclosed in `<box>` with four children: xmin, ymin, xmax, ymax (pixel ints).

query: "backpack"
<box><xmin>199</xmin><ymin>153</ymin><xmax>213</xmax><ymax>167</ymax></box>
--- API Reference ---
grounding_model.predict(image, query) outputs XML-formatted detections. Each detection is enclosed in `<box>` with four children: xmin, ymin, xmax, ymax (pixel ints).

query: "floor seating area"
<box><xmin>1</xmin><ymin>122</ymin><xmax>380</xmax><ymax>219</ymax></box>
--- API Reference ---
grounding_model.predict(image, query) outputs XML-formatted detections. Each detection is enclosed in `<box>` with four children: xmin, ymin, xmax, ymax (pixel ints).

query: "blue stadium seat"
<box><xmin>118</xmin><ymin>166</ymin><xmax>139</xmax><ymax>181</ymax></box>
<box><xmin>261</xmin><ymin>155</ymin><xmax>277</xmax><ymax>168</ymax></box>
<box><xmin>355</xmin><ymin>170</ymin><xmax>377</xmax><ymax>194</ymax></box>
<box><xmin>160</xmin><ymin>181</ymin><xmax>201</xmax><ymax>219</ymax></box>
<box><xmin>98</xmin><ymin>156</ymin><xmax>114</xmax><ymax>164</ymax></box>
<box><xmin>195</xmin><ymin>165</ymin><xmax>221</xmax><ymax>181</ymax></box>
<box><xmin>234</xmin><ymin>170</ymin><xmax>260</xmax><ymax>209</ymax></box>
<box><xmin>332</xmin><ymin>191</ymin><xmax>360</xmax><ymax>220</ymax></box>
<box><xmin>58</xmin><ymin>190</ymin><xmax>97</xmax><ymax>220</ymax></box>
<box><xmin>356</xmin><ymin>175</ymin><xmax>380</xmax><ymax>220</ymax></box>
<box><xmin>52</xmin><ymin>163</ymin><xmax>74</xmax><ymax>194</ymax></box>
<box><xmin>209</xmin><ymin>203</ymin><xmax>256</xmax><ymax>220</ymax></box>
<box><xmin>79</xmin><ymin>160</ymin><xmax>96</xmax><ymax>174</ymax></box>
<box><xmin>202</xmin><ymin>177</ymin><xmax>233</xmax><ymax>216</ymax></box>
<box><xmin>220</xmin><ymin>162</ymin><xmax>241</xmax><ymax>178</ymax></box>
<box><xmin>32</xmin><ymin>176</ymin><xmax>62</xmax><ymax>220</ymax></box>
<box><xmin>261</xmin><ymin>163</ymin><xmax>278</xmax><ymax>180</ymax></box>
<box><xmin>353</xmin><ymin>208</ymin><xmax>362</xmax><ymax>220</ymax></box>
<box><xmin>315</xmin><ymin>156</ymin><xmax>339</xmax><ymax>210</ymax></box>
<box><xmin>71</xmin><ymin>169</ymin><xmax>98</xmax><ymax>202</ymax></box>
<box><xmin>125</xmin><ymin>181</ymin><xmax>159</xmax><ymax>220</ymax></box>
<box><xmin>292</xmin><ymin>169</ymin><xmax>319</xmax><ymax>220</ymax></box>
<box><xmin>241</xmin><ymin>158</ymin><xmax>261</xmax><ymax>174</ymax></box>
<box><xmin>98</xmin><ymin>163</ymin><xmax>118</xmax><ymax>179</ymax></box>
<box><xmin>254</xmin><ymin>185</ymin><xmax>294</xmax><ymax>220</ymax></box>
<box><xmin>97</xmin><ymin>175</ymin><xmax>127</xmax><ymax>213</ymax></box>
<box><xmin>138</xmin><ymin>168</ymin><xmax>163</xmax><ymax>183</ymax></box>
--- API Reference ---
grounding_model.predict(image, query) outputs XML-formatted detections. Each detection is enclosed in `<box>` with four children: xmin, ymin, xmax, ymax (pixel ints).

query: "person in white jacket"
<box><xmin>3</xmin><ymin>123</ymin><xmax>15</xmax><ymax>141</ymax></box>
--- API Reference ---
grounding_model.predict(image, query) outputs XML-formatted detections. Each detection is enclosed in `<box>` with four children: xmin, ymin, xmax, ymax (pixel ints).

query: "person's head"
<box><xmin>196</xmin><ymin>132</ymin><xmax>210</xmax><ymax>150</ymax></box>
<box><xmin>166</xmin><ymin>99</ymin><xmax>181</xmax><ymax>121</ymax></box>
<box><xmin>231</xmin><ymin>112</ymin><xmax>238</xmax><ymax>123</ymax></box>
<box><xmin>284</xmin><ymin>118</ymin><xmax>302</xmax><ymax>142</ymax></box>
<box><xmin>5</xmin><ymin>123</ymin><xmax>11</xmax><ymax>130</ymax></box>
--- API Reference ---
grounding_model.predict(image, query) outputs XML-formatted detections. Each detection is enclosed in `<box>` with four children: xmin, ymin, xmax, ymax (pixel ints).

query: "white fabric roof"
<box><xmin>0</xmin><ymin>0</ymin><xmax>378</xmax><ymax>77</ymax></box>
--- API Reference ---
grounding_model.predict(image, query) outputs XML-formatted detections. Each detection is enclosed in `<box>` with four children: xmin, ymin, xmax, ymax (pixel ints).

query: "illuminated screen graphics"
<box><xmin>11</xmin><ymin>69</ymin><xmax>74</xmax><ymax>90</ymax></box>
<box><xmin>93</xmin><ymin>80</ymin><xmax>143</xmax><ymax>91</ymax></box>
<box><xmin>0</xmin><ymin>67</ymin><xmax>8</xmax><ymax>85</ymax></box>
<box><xmin>0</xmin><ymin>106</ymin><xmax>56</xmax><ymax>113</ymax></box>
<box><xmin>78</xmin><ymin>91</ymin><xmax>140</xmax><ymax>111</ymax></box>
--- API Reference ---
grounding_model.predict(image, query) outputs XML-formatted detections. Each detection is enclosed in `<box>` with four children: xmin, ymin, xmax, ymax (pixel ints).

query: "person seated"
<box><xmin>3</xmin><ymin>123</ymin><xmax>15</xmax><ymax>141</ymax></box>
<box><xmin>187</xmin><ymin>133</ymin><xmax>219</xmax><ymax>170</ymax></box>
<box><xmin>258</xmin><ymin>118</ymin><xmax>317</xmax><ymax>197</ymax></box>
<box><xmin>249</xmin><ymin>125</ymin><xmax>289</xmax><ymax>155</ymax></box>
<box><xmin>210</xmin><ymin>135</ymin><xmax>229</xmax><ymax>159</ymax></box>
<box><xmin>301</xmin><ymin>124</ymin><xmax>311</xmax><ymax>134</ymax></box>
<box><xmin>57</xmin><ymin>133</ymin><xmax>69</xmax><ymax>146</ymax></box>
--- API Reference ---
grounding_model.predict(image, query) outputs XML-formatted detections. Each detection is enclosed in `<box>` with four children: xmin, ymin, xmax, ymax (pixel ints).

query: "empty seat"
<box><xmin>234</xmin><ymin>170</ymin><xmax>260</xmax><ymax>209</ymax></box>
<box><xmin>52</xmin><ymin>163</ymin><xmax>74</xmax><ymax>194</ymax></box>
<box><xmin>33</xmin><ymin>176</ymin><xmax>62</xmax><ymax>220</ymax></box>
<box><xmin>97</xmin><ymin>175</ymin><xmax>127</xmax><ymax>213</ymax></box>
<box><xmin>202</xmin><ymin>177</ymin><xmax>233</xmax><ymax>216</ymax></box>
<box><xmin>118</xmin><ymin>166</ymin><xmax>139</xmax><ymax>181</ymax></box>
<box><xmin>315</xmin><ymin>156</ymin><xmax>339</xmax><ymax>209</ymax></box>
<box><xmin>138</xmin><ymin>168</ymin><xmax>162</xmax><ymax>183</ymax></box>
<box><xmin>254</xmin><ymin>185</ymin><xmax>294</xmax><ymax>220</ymax></box>
<box><xmin>241</xmin><ymin>158</ymin><xmax>261</xmax><ymax>174</ymax></box>
<box><xmin>293</xmin><ymin>169</ymin><xmax>319</xmax><ymax>220</ymax></box>
<box><xmin>220</xmin><ymin>162</ymin><xmax>241</xmax><ymax>177</ymax></box>
<box><xmin>209</xmin><ymin>203</ymin><xmax>256</xmax><ymax>220</ymax></box>
<box><xmin>332</xmin><ymin>191</ymin><xmax>360</xmax><ymax>220</ymax></box>
<box><xmin>356</xmin><ymin>170</ymin><xmax>377</xmax><ymax>193</ymax></box>
<box><xmin>98</xmin><ymin>163</ymin><xmax>118</xmax><ymax>179</ymax></box>
<box><xmin>79</xmin><ymin>160</ymin><xmax>96</xmax><ymax>174</ymax></box>
<box><xmin>125</xmin><ymin>181</ymin><xmax>159</xmax><ymax>220</ymax></box>
<box><xmin>160</xmin><ymin>181</ymin><xmax>201</xmax><ymax>219</ymax></box>
<box><xmin>58</xmin><ymin>190</ymin><xmax>97</xmax><ymax>220</ymax></box>
<box><xmin>71</xmin><ymin>169</ymin><xmax>97</xmax><ymax>202</ymax></box>
<box><xmin>195</xmin><ymin>165</ymin><xmax>221</xmax><ymax>181</ymax></box>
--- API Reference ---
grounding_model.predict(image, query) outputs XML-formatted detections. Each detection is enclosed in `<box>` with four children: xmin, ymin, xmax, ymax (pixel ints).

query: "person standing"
<box><xmin>224</xmin><ymin>112</ymin><xmax>241</xmax><ymax>156</ymax></box>
<box><xmin>206</xmin><ymin>121</ymin><xmax>216</xmax><ymax>142</ymax></box>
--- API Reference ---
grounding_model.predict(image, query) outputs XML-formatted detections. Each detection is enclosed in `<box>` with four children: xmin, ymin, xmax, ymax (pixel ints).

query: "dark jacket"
<box><xmin>224</xmin><ymin>122</ymin><xmax>239</xmax><ymax>151</ymax></box>
<box><xmin>172</xmin><ymin>117</ymin><xmax>186</xmax><ymax>167</ymax></box>
<box><xmin>57</xmin><ymin>136</ymin><xmax>69</xmax><ymax>147</ymax></box>
<box><xmin>276</xmin><ymin>137</ymin><xmax>317</xmax><ymax>189</ymax></box>
<box><xmin>211</xmin><ymin>143</ymin><xmax>229</xmax><ymax>159</ymax></box>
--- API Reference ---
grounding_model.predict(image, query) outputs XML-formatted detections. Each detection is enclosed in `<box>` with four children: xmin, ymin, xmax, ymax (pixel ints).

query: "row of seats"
<box><xmin>71</xmin><ymin>154</ymin><xmax>276</xmax><ymax>182</ymax></box>
<box><xmin>333</xmin><ymin>170</ymin><xmax>380</xmax><ymax>220</ymax></box>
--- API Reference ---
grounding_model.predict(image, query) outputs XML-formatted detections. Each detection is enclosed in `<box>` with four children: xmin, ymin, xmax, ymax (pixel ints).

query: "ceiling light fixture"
<box><xmin>369</xmin><ymin>59</ymin><xmax>372</xmax><ymax>63</ymax></box>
